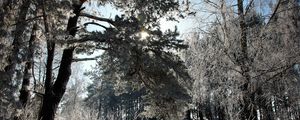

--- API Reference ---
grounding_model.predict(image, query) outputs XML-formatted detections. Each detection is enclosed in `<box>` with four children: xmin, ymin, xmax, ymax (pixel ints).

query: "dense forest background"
<box><xmin>0</xmin><ymin>0</ymin><xmax>299</xmax><ymax>120</ymax></box>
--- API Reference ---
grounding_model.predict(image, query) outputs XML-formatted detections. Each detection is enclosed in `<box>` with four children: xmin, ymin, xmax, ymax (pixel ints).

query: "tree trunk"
<box><xmin>19</xmin><ymin>22</ymin><xmax>37</xmax><ymax>108</ymax></box>
<box><xmin>237</xmin><ymin>0</ymin><xmax>257</xmax><ymax>120</ymax></box>
<box><xmin>6</xmin><ymin>0</ymin><xmax>31</xmax><ymax>72</ymax></box>
<box><xmin>38</xmin><ymin>47</ymin><xmax>75</xmax><ymax>120</ymax></box>
<box><xmin>204</xmin><ymin>100</ymin><xmax>213</xmax><ymax>120</ymax></box>
<box><xmin>38</xmin><ymin>1</ymin><xmax>85</xmax><ymax>120</ymax></box>
<box><xmin>183</xmin><ymin>109</ymin><xmax>192</xmax><ymax>120</ymax></box>
<box><xmin>4</xmin><ymin>0</ymin><xmax>31</xmax><ymax>103</ymax></box>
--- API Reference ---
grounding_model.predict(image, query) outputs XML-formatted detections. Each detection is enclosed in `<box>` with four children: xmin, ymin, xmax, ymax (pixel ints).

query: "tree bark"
<box><xmin>4</xmin><ymin>0</ymin><xmax>31</xmax><ymax>102</ymax></box>
<box><xmin>19</xmin><ymin>24</ymin><xmax>37</xmax><ymax>107</ymax></box>
<box><xmin>183</xmin><ymin>109</ymin><xmax>192</xmax><ymax>120</ymax></box>
<box><xmin>237</xmin><ymin>0</ymin><xmax>257</xmax><ymax>120</ymax></box>
<box><xmin>38</xmin><ymin>1</ymin><xmax>85</xmax><ymax>120</ymax></box>
<box><xmin>38</xmin><ymin>0</ymin><xmax>56</xmax><ymax>119</ymax></box>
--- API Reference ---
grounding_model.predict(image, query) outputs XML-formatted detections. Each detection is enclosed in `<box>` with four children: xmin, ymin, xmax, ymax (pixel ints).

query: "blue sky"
<box><xmin>82</xmin><ymin>1</ymin><xmax>195</xmax><ymax>34</ymax></box>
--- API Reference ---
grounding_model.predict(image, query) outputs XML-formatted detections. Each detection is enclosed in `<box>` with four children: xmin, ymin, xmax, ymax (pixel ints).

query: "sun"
<box><xmin>140</xmin><ymin>30</ymin><xmax>149</xmax><ymax>40</ymax></box>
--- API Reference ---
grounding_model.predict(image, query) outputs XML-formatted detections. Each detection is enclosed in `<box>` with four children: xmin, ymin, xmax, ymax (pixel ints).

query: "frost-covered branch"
<box><xmin>266</xmin><ymin>0</ymin><xmax>282</xmax><ymax>26</ymax></box>
<box><xmin>84</xmin><ymin>22</ymin><xmax>108</xmax><ymax>29</ymax></box>
<box><xmin>72</xmin><ymin>56</ymin><xmax>101</xmax><ymax>62</ymax></box>
<box><xmin>80</xmin><ymin>13</ymin><xmax>115</xmax><ymax>26</ymax></box>
<box><xmin>55</xmin><ymin>37</ymin><xmax>106</xmax><ymax>44</ymax></box>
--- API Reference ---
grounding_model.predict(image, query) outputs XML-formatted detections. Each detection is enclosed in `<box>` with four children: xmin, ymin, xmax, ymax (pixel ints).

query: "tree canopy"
<box><xmin>0</xmin><ymin>0</ymin><xmax>299</xmax><ymax>120</ymax></box>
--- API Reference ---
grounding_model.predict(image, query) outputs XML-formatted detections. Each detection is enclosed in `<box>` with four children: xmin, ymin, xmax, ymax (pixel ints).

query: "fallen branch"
<box><xmin>72</xmin><ymin>55</ymin><xmax>101</xmax><ymax>62</ymax></box>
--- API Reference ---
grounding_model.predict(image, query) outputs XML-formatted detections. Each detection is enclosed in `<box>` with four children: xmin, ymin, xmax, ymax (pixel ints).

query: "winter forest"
<box><xmin>0</xmin><ymin>0</ymin><xmax>300</xmax><ymax>120</ymax></box>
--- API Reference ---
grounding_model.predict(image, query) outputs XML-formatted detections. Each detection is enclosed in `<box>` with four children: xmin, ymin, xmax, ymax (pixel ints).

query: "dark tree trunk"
<box><xmin>237</xmin><ymin>0</ymin><xmax>257</xmax><ymax>120</ymax></box>
<box><xmin>16</xmin><ymin>61</ymin><xmax>32</xmax><ymax>120</ymax></box>
<box><xmin>216</xmin><ymin>106</ymin><xmax>225</xmax><ymax>120</ymax></box>
<box><xmin>204</xmin><ymin>102</ymin><xmax>213</xmax><ymax>120</ymax></box>
<box><xmin>38</xmin><ymin>1</ymin><xmax>85</xmax><ymax>120</ymax></box>
<box><xmin>6</xmin><ymin>0</ymin><xmax>31</xmax><ymax>72</ymax></box>
<box><xmin>183</xmin><ymin>109</ymin><xmax>192</xmax><ymax>120</ymax></box>
<box><xmin>4</xmin><ymin>0</ymin><xmax>31</xmax><ymax>104</ymax></box>
<box><xmin>19</xmin><ymin>23</ymin><xmax>37</xmax><ymax>108</ymax></box>
<box><xmin>0</xmin><ymin>1</ymin><xmax>15</xmax><ymax>119</ymax></box>
<box><xmin>4</xmin><ymin>1</ymin><xmax>31</xmax><ymax>119</ymax></box>
<box><xmin>196</xmin><ymin>103</ymin><xmax>205</xmax><ymax>120</ymax></box>
<box><xmin>19</xmin><ymin>62</ymin><xmax>32</xmax><ymax>107</ymax></box>
<box><xmin>38</xmin><ymin>48</ymin><xmax>75</xmax><ymax>120</ymax></box>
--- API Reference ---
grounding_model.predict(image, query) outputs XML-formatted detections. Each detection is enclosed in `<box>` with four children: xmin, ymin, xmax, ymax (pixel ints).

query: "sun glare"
<box><xmin>140</xmin><ymin>31</ymin><xmax>149</xmax><ymax>40</ymax></box>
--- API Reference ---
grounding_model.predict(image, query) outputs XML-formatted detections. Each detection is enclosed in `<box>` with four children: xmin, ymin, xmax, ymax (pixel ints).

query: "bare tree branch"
<box><xmin>80</xmin><ymin>13</ymin><xmax>115</xmax><ymax>26</ymax></box>
<box><xmin>55</xmin><ymin>37</ymin><xmax>106</xmax><ymax>44</ymax></box>
<box><xmin>252</xmin><ymin>64</ymin><xmax>292</xmax><ymax>79</ymax></box>
<box><xmin>266</xmin><ymin>0</ymin><xmax>282</xmax><ymax>26</ymax></box>
<box><xmin>251</xmin><ymin>64</ymin><xmax>293</xmax><ymax>95</ymax></box>
<box><xmin>72</xmin><ymin>56</ymin><xmax>101</xmax><ymax>62</ymax></box>
<box><xmin>204</xmin><ymin>0</ymin><xmax>219</xmax><ymax>8</ymax></box>
<box><xmin>84</xmin><ymin>22</ymin><xmax>108</xmax><ymax>29</ymax></box>
<box><xmin>33</xmin><ymin>90</ymin><xmax>45</xmax><ymax>97</ymax></box>
<box><xmin>244</xmin><ymin>0</ymin><xmax>255</xmax><ymax>15</ymax></box>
